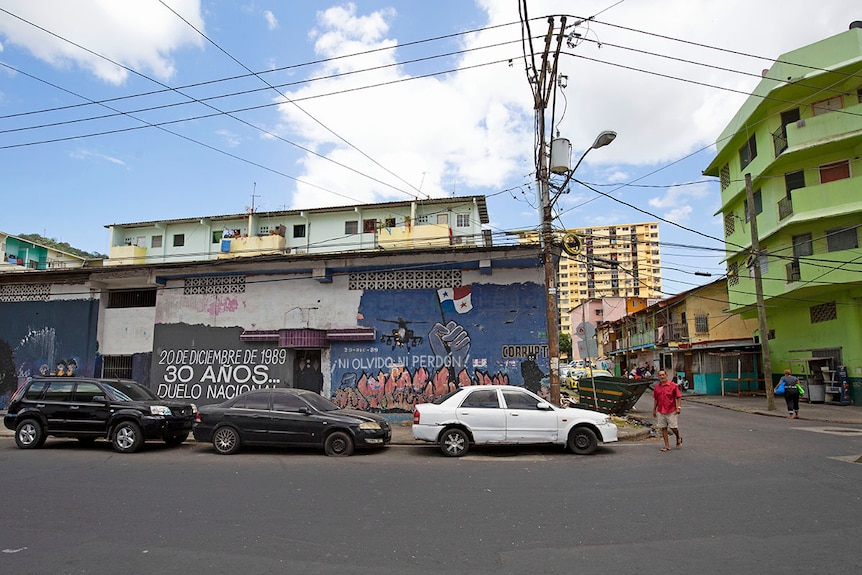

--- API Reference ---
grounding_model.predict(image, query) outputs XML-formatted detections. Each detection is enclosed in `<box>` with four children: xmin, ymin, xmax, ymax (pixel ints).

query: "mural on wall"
<box><xmin>330</xmin><ymin>282</ymin><xmax>549</xmax><ymax>412</ymax></box>
<box><xmin>0</xmin><ymin>300</ymin><xmax>99</xmax><ymax>408</ymax></box>
<box><xmin>150</xmin><ymin>323</ymin><xmax>293</xmax><ymax>405</ymax></box>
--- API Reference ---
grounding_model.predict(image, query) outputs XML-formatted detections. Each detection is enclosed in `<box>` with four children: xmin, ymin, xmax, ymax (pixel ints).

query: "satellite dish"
<box><xmin>562</xmin><ymin>233</ymin><xmax>583</xmax><ymax>256</ymax></box>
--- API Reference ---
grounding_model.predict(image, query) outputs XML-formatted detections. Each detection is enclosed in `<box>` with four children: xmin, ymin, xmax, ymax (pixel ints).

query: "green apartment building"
<box><xmin>704</xmin><ymin>22</ymin><xmax>862</xmax><ymax>404</ymax></box>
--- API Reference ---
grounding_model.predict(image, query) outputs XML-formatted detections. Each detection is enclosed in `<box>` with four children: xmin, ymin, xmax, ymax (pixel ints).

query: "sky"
<box><xmin>0</xmin><ymin>0</ymin><xmax>858</xmax><ymax>296</ymax></box>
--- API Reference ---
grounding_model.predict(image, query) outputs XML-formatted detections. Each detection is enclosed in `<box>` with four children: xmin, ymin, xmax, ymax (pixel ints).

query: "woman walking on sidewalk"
<box><xmin>777</xmin><ymin>369</ymin><xmax>801</xmax><ymax>419</ymax></box>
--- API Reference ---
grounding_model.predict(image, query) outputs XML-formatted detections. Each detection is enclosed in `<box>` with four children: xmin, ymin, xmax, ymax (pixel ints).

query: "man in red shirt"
<box><xmin>653</xmin><ymin>369</ymin><xmax>682</xmax><ymax>452</ymax></box>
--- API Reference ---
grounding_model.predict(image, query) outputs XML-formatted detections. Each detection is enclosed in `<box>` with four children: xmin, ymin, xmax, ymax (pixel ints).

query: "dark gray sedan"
<box><xmin>193</xmin><ymin>388</ymin><xmax>391</xmax><ymax>456</ymax></box>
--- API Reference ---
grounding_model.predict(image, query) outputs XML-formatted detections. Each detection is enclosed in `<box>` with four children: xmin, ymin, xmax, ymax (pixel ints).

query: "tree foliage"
<box><xmin>16</xmin><ymin>233</ymin><xmax>106</xmax><ymax>259</ymax></box>
<box><xmin>559</xmin><ymin>333</ymin><xmax>572</xmax><ymax>358</ymax></box>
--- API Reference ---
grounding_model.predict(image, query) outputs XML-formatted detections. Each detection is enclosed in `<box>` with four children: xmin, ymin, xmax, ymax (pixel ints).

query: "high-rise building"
<box><xmin>558</xmin><ymin>222</ymin><xmax>662</xmax><ymax>337</ymax></box>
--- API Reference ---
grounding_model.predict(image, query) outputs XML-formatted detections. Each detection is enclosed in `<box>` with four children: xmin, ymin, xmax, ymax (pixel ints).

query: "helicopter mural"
<box><xmin>378</xmin><ymin>317</ymin><xmax>426</xmax><ymax>352</ymax></box>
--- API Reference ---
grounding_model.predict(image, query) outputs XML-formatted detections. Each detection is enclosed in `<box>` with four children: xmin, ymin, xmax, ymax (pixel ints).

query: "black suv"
<box><xmin>4</xmin><ymin>377</ymin><xmax>197</xmax><ymax>453</ymax></box>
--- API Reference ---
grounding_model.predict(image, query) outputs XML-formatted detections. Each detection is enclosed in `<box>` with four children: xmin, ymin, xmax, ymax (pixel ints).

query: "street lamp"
<box><xmin>541</xmin><ymin>130</ymin><xmax>616</xmax><ymax>406</ymax></box>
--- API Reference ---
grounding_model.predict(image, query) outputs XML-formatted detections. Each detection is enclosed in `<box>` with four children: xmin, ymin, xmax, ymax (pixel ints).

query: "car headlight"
<box><xmin>359</xmin><ymin>421</ymin><xmax>381</xmax><ymax>430</ymax></box>
<box><xmin>150</xmin><ymin>405</ymin><xmax>173</xmax><ymax>416</ymax></box>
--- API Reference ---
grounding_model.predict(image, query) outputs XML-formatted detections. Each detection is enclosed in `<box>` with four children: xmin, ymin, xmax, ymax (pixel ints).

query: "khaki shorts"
<box><xmin>656</xmin><ymin>411</ymin><xmax>679</xmax><ymax>429</ymax></box>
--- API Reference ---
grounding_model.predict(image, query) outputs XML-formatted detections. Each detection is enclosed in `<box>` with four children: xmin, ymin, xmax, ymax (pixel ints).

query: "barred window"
<box><xmin>102</xmin><ymin>355</ymin><xmax>134</xmax><ymax>379</ymax></box>
<box><xmin>345</xmin><ymin>221</ymin><xmax>358</xmax><ymax>234</ymax></box>
<box><xmin>107</xmin><ymin>289</ymin><xmax>157</xmax><ymax>308</ymax></box>
<box><xmin>695</xmin><ymin>314</ymin><xmax>709</xmax><ymax>334</ymax></box>
<box><xmin>826</xmin><ymin>227</ymin><xmax>858</xmax><ymax>252</ymax></box>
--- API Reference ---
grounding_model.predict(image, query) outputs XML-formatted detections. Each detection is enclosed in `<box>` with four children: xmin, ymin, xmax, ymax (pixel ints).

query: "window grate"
<box><xmin>0</xmin><ymin>283</ymin><xmax>50</xmax><ymax>302</ymax></box>
<box><xmin>102</xmin><ymin>355</ymin><xmax>133</xmax><ymax>379</ymax></box>
<box><xmin>184</xmin><ymin>276</ymin><xmax>246</xmax><ymax>295</ymax></box>
<box><xmin>107</xmin><ymin>289</ymin><xmax>157</xmax><ymax>308</ymax></box>
<box><xmin>349</xmin><ymin>270</ymin><xmax>462</xmax><ymax>290</ymax></box>
<box><xmin>810</xmin><ymin>302</ymin><xmax>837</xmax><ymax>324</ymax></box>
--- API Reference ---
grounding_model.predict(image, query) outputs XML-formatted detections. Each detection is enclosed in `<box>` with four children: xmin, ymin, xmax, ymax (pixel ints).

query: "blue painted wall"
<box><xmin>0</xmin><ymin>299</ymin><xmax>99</xmax><ymax>408</ymax></box>
<box><xmin>330</xmin><ymin>282</ymin><xmax>550</xmax><ymax>412</ymax></box>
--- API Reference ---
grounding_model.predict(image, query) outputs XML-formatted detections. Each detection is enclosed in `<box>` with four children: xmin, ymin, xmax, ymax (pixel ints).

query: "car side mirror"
<box><xmin>93</xmin><ymin>395</ymin><xmax>108</xmax><ymax>403</ymax></box>
<box><xmin>536</xmin><ymin>401</ymin><xmax>553</xmax><ymax>410</ymax></box>
<box><xmin>298</xmin><ymin>406</ymin><xmax>311</xmax><ymax>415</ymax></box>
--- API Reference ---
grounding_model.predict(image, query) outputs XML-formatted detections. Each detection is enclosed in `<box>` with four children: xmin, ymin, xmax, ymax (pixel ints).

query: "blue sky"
<box><xmin>0</xmin><ymin>1</ymin><xmax>857</xmax><ymax>295</ymax></box>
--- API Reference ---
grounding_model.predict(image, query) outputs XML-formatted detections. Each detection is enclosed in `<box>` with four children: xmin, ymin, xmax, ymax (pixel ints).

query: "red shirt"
<box><xmin>653</xmin><ymin>381</ymin><xmax>681</xmax><ymax>414</ymax></box>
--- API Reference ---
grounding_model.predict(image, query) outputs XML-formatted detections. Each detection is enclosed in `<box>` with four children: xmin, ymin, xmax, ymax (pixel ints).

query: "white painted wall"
<box><xmin>99</xmin><ymin>307</ymin><xmax>156</xmax><ymax>354</ymax></box>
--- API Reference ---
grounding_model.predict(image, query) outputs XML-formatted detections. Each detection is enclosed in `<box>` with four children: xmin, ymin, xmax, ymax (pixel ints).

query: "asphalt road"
<box><xmin>1</xmin><ymin>401</ymin><xmax>861</xmax><ymax>575</ymax></box>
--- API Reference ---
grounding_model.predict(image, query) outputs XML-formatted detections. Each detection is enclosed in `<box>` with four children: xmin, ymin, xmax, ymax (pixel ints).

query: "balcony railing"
<box><xmin>778</xmin><ymin>196</ymin><xmax>793</xmax><ymax>220</ymax></box>
<box><xmin>772</xmin><ymin>125</ymin><xmax>788</xmax><ymax>157</ymax></box>
<box><xmin>786</xmin><ymin>259</ymin><xmax>801</xmax><ymax>283</ymax></box>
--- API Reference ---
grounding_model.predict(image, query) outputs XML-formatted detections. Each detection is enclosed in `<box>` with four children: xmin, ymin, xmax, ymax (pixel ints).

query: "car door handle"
<box><xmin>510</xmin><ymin>412</ymin><xmax>519</xmax><ymax>416</ymax></box>
<box><xmin>70</xmin><ymin>405</ymin><xmax>80</xmax><ymax>409</ymax></box>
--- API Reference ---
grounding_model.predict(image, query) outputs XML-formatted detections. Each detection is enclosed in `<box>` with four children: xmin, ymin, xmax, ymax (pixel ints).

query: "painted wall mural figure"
<box><xmin>330</xmin><ymin>282</ymin><xmax>548</xmax><ymax>412</ymax></box>
<box><xmin>520</xmin><ymin>353</ymin><xmax>545</xmax><ymax>394</ymax></box>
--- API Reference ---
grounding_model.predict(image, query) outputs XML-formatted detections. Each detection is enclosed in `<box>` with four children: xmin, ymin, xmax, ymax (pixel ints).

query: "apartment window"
<box><xmin>363</xmin><ymin>219</ymin><xmax>377</xmax><ymax>233</ymax></box>
<box><xmin>739</xmin><ymin>134</ymin><xmax>757</xmax><ymax>169</ymax></box>
<box><xmin>456</xmin><ymin>214</ymin><xmax>470</xmax><ymax>228</ymax></box>
<box><xmin>748</xmin><ymin>247</ymin><xmax>769</xmax><ymax>276</ymax></box>
<box><xmin>384</xmin><ymin>217</ymin><xmax>396</xmax><ymax>228</ymax></box>
<box><xmin>858</xmin><ymin>88</ymin><xmax>862</xmax><ymax>103</ymax></box>
<box><xmin>437</xmin><ymin>214</ymin><xmax>449</xmax><ymax>225</ymax></box>
<box><xmin>345</xmin><ymin>221</ymin><xmax>358</xmax><ymax>234</ymax></box>
<box><xmin>812</xmin><ymin>95</ymin><xmax>842</xmax><ymax>116</ymax></box>
<box><xmin>102</xmin><ymin>355</ymin><xmax>133</xmax><ymax>379</ymax></box>
<box><xmin>744</xmin><ymin>189</ymin><xmax>762</xmax><ymax>222</ymax></box>
<box><xmin>173</xmin><ymin>234</ymin><xmax>185</xmax><ymax>247</ymax></box>
<box><xmin>293</xmin><ymin>224</ymin><xmax>306</xmax><ymax>239</ymax></box>
<box><xmin>107</xmin><ymin>289</ymin><xmax>157</xmax><ymax>308</ymax></box>
<box><xmin>695</xmin><ymin>314</ymin><xmax>709</xmax><ymax>334</ymax></box>
<box><xmin>784</xmin><ymin>170</ymin><xmax>805</xmax><ymax>194</ymax></box>
<box><xmin>792</xmin><ymin>233</ymin><xmax>813</xmax><ymax>258</ymax></box>
<box><xmin>151</xmin><ymin>235</ymin><xmax>163</xmax><ymax>248</ymax></box>
<box><xmin>825</xmin><ymin>227</ymin><xmax>859</xmax><ymax>252</ymax></box>
<box><xmin>819</xmin><ymin>160</ymin><xmax>850</xmax><ymax>184</ymax></box>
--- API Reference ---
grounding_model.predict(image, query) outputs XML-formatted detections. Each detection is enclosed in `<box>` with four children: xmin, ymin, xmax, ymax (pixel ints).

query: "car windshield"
<box><xmin>301</xmin><ymin>392</ymin><xmax>340</xmax><ymax>412</ymax></box>
<box><xmin>100</xmin><ymin>380</ymin><xmax>159</xmax><ymax>401</ymax></box>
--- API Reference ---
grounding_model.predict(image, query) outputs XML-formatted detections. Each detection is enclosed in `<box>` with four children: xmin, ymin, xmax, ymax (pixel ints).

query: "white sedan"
<box><xmin>412</xmin><ymin>385</ymin><xmax>618</xmax><ymax>457</ymax></box>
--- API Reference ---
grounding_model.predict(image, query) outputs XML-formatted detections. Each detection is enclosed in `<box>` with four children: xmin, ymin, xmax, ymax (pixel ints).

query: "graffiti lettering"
<box><xmin>207</xmin><ymin>383</ymin><xmax>274</xmax><ymax>400</ymax></box>
<box><xmin>157</xmin><ymin>383</ymin><xmax>203</xmax><ymax>400</ymax></box>
<box><xmin>501</xmin><ymin>344</ymin><xmax>549</xmax><ymax>359</ymax></box>
<box><xmin>200</xmin><ymin>364</ymin><xmax>269</xmax><ymax>384</ymax></box>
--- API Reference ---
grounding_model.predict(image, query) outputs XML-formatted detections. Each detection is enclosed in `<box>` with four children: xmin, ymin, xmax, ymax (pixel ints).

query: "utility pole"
<box><xmin>745</xmin><ymin>173</ymin><xmax>776</xmax><ymax>411</ymax></box>
<box><xmin>534</xmin><ymin>17</ymin><xmax>567</xmax><ymax>405</ymax></box>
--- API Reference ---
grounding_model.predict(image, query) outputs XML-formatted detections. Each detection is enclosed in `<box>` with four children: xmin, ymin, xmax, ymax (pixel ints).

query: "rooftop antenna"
<box><xmin>246</xmin><ymin>182</ymin><xmax>260</xmax><ymax>214</ymax></box>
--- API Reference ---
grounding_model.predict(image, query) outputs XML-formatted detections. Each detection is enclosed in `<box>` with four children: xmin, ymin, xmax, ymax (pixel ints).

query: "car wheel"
<box><xmin>439</xmin><ymin>427</ymin><xmax>469</xmax><ymax>457</ymax></box>
<box><xmin>112</xmin><ymin>421</ymin><xmax>144</xmax><ymax>453</ymax></box>
<box><xmin>163</xmin><ymin>432</ymin><xmax>189</xmax><ymax>447</ymax></box>
<box><xmin>568</xmin><ymin>426</ymin><xmax>598</xmax><ymax>455</ymax></box>
<box><xmin>15</xmin><ymin>419</ymin><xmax>46</xmax><ymax>449</ymax></box>
<box><xmin>324</xmin><ymin>431</ymin><xmax>354</xmax><ymax>457</ymax></box>
<box><xmin>212</xmin><ymin>426</ymin><xmax>241</xmax><ymax>455</ymax></box>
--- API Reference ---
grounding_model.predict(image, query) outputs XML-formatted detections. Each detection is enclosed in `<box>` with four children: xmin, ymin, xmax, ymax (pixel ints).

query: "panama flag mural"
<box><xmin>437</xmin><ymin>286</ymin><xmax>473</xmax><ymax>314</ymax></box>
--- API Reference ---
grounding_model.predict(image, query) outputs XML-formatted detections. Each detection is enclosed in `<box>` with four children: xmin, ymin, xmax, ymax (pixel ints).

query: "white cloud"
<box><xmin>0</xmin><ymin>0</ymin><xmax>204</xmax><ymax>84</ymax></box>
<box><xmin>69</xmin><ymin>149</ymin><xmax>126</xmax><ymax>166</ymax></box>
<box><xmin>271</xmin><ymin>0</ymin><xmax>857</xmax><ymax>213</ymax></box>
<box><xmin>215</xmin><ymin>129</ymin><xmax>241</xmax><ymax>148</ymax></box>
<box><xmin>264</xmin><ymin>10</ymin><xmax>278</xmax><ymax>31</ymax></box>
